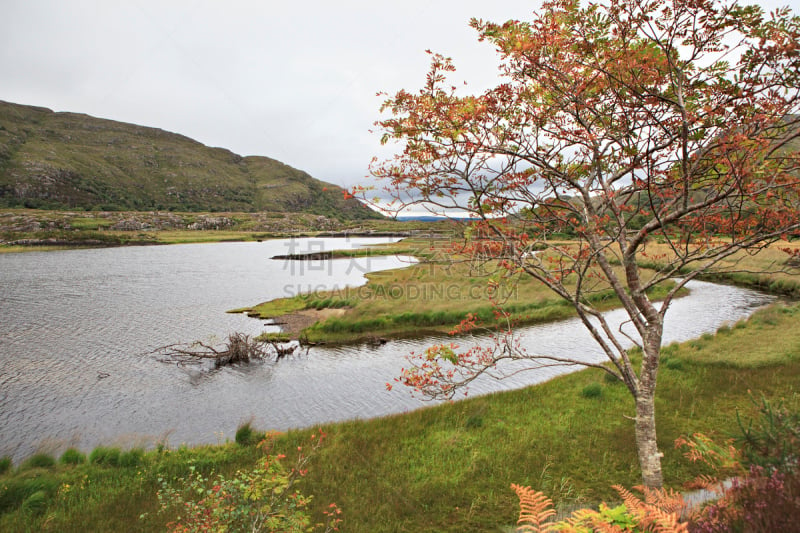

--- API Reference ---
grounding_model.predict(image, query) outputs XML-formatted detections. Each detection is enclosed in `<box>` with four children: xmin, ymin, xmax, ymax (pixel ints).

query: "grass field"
<box><xmin>639</xmin><ymin>239</ymin><xmax>800</xmax><ymax>297</ymax></box>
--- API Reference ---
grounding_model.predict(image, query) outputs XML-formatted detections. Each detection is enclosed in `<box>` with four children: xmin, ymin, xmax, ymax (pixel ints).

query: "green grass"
<box><xmin>20</xmin><ymin>454</ymin><xmax>56</xmax><ymax>470</ymax></box>
<box><xmin>1</xmin><ymin>301</ymin><xmax>799</xmax><ymax>531</ymax></box>
<box><xmin>232</xmin><ymin>294</ymin><xmax>308</xmax><ymax>317</ymax></box>
<box><xmin>238</xmin><ymin>236</ymin><xmax>798</xmax><ymax>346</ymax></box>
<box><xmin>59</xmin><ymin>449</ymin><xmax>86</xmax><ymax>466</ymax></box>
<box><xmin>89</xmin><ymin>447</ymin><xmax>122</xmax><ymax>467</ymax></box>
<box><xmin>239</xmin><ymin>237</ymin><xmax>680</xmax><ymax>344</ymax></box>
<box><xmin>234</xmin><ymin>421</ymin><xmax>264</xmax><ymax>447</ymax></box>
<box><xmin>68</xmin><ymin>217</ymin><xmax>114</xmax><ymax>231</ymax></box>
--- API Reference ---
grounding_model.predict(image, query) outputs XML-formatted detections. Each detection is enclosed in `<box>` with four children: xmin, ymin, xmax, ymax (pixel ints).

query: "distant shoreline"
<box><xmin>0</xmin><ymin>208</ymin><xmax>456</xmax><ymax>252</ymax></box>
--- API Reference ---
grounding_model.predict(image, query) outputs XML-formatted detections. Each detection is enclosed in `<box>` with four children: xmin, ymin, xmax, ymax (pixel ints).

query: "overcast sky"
<box><xmin>2</xmin><ymin>1</ymin><xmax>795</xmax><ymax>192</ymax></box>
<box><xmin>1</xmin><ymin>0</ymin><xmax>545</xmax><ymax>189</ymax></box>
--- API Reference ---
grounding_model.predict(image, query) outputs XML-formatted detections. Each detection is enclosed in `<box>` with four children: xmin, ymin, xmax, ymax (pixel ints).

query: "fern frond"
<box><xmin>639</xmin><ymin>485</ymin><xmax>687</xmax><ymax>516</ymax></box>
<box><xmin>611</xmin><ymin>485</ymin><xmax>646</xmax><ymax>521</ymax></box>
<box><xmin>511</xmin><ymin>484</ymin><xmax>556</xmax><ymax>532</ymax></box>
<box><xmin>683</xmin><ymin>474</ymin><xmax>721</xmax><ymax>491</ymax></box>
<box><xmin>559</xmin><ymin>508</ymin><xmax>603</xmax><ymax>532</ymax></box>
<box><xmin>646</xmin><ymin>507</ymin><xmax>689</xmax><ymax>532</ymax></box>
<box><xmin>611</xmin><ymin>485</ymin><xmax>688</xmax><ymax>532</ymax></box>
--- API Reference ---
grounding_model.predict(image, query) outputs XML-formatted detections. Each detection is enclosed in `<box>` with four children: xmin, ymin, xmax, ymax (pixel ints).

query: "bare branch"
<box><xmin>151</xmin><ymin>333</ymin><xmax>297</xmax><ymax>368</ymax></box>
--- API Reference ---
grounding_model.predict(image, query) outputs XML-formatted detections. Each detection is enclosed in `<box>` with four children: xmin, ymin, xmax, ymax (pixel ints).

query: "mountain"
<box><xmin>0</xmin><ymin>100</ymin><xmax>381</xmax><ymax>218</ymax></box>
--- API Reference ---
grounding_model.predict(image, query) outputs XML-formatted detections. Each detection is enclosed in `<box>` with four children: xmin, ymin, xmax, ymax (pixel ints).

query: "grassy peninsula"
<box><xmin>235</xmin><ymin>238</ymin><xmax>800</xmax><ymax>345</ymax></box>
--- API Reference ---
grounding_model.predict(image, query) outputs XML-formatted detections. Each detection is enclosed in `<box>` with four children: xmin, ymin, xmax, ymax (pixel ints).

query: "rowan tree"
<box><xmin>370</xmin><ymin>0</ymin><xmax>800</xmax><ymax>487</ymax></box>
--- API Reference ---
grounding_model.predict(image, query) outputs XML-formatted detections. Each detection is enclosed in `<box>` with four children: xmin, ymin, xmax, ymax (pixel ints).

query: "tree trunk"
<box><xmin>634</xmin><ymin>392</ymin><xmax>664</xmax><ymax>488</ymax></box>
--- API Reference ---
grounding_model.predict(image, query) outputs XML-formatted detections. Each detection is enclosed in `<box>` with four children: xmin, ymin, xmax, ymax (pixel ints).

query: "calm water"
<box><xmin>0</xmin><ymin>239</ymin><xmax>775</xmax><ymax>461</ymax></box>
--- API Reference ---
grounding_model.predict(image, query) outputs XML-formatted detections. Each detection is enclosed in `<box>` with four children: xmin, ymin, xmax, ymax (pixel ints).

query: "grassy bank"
<box><xmin>2</xmin><ymin>302</ymin><xmax>799</xmax><ymax>531</ymax></box>
<box><xmin>240</xmin><ymin>237</ymin><xmax>680</xmax><ymax>345</ymax></box>
<box><xmin>638</xmin><ymin>240</ymin><xmax>800</xmax><ymax>298</ymax></box>
<box><xmin>239</xmin><ymin>238</ymin><xmax>800</xmax><ymax>346</ymax></box>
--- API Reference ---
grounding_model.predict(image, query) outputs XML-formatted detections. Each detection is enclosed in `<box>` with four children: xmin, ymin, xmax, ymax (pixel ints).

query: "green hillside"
<box><xmin>0</xmin><ymin>100</ymin><xmax>380</xmax><ymax>218</ymax></box>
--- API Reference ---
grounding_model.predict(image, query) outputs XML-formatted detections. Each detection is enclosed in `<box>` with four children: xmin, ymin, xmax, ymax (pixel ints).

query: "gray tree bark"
<box><xmin>635</xmin><ymin>391</ymin><xmax>664</xmax><ymax>488</ymax></box>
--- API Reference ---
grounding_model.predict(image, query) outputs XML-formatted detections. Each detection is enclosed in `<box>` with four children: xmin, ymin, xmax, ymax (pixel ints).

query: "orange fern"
<box><xmin>512</xmin><ymin>483</ymin><xmax>690</xmax><ymax>532</ymax></box>
<box><xmin>511</xmin><ymin>484</ymin><xmax>556</xmax><ymax>532</ymax></box>
<box><xmin>682</xmin><ymin>474</ymin><xmax>722</xmax><ymax>492</ymax></box>
<box><xmin>612</xmin><ymin>485</ymin><xmax>688</xmax><ymax>532</ymax></box>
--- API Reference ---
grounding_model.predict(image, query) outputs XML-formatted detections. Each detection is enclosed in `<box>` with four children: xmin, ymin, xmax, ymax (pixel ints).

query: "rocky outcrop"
<box><xmin>186</xmin><ymin>216</ymin><xmax>234</xmax><ymax>230</ymax></box>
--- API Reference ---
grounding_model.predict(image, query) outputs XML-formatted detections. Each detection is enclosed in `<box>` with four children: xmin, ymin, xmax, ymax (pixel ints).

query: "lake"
<box><xmin>0</xmin><ymin>238</ymin><xmax>775</xmax><ymax>461</ymax></box>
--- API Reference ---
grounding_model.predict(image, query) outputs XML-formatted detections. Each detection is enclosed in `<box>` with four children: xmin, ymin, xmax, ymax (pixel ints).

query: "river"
<box><xmin>0</xmin><ymin>238</ymin><xmax>775</xmax><ymax>461</ymax></box>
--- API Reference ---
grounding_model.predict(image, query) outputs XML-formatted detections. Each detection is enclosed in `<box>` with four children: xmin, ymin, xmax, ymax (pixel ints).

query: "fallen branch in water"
<box><xmin>152</xmin><ymin>332</ymin><xmax>297</xmax><ymax>368</ymax></box>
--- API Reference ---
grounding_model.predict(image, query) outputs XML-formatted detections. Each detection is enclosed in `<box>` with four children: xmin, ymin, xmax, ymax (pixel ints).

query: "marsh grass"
<box><xmin>241</xmin><ymin>238</ymin><xmax>680</xmax><ymax>344</ymax></box>
<box><xmin>672</xmin><ymin>304</ymin><xmax>800</xmax><ymax>367</ymax></box>
<box><xmin>638</xmin><ymin>240</ymin><xmax>800</xmax><ymax>297</ymax></box>
<box><xmin>234</xmin><ymin>421</ymin><xmax>264</xmax><ymax>446</ymax></box>
<box><xmin>580</xmin><ymin>383</ymin><xmax>604</xmax><ymax>398</ymax></box>
<box><xmin>119</xmin><ymin>449</ymin><xmax>145</xmax><ymax>468</ymax></box>
<box><xmin>20</xmin><ymin>454</ymin><xmax>55</xmax><ymax>470</ymax></box>
<box><xmin>59</xmin><ymin>449</ymin><xmax>86</xmax><ymax>466</ymax></box>
<box><xmin>89</xmin><ymin>447</ymin><xmax>121</xmax><ymax>467</ymax></box>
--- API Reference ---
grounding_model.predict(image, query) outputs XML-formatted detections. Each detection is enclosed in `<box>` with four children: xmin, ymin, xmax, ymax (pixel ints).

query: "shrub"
<box><xmin>512</xmin><ymin>484</ymin><xmax>686</xmax><ymax>532</ymax></box>
<box><xmin>89</xmin><ymin>446</ymin><xmax>121</xmax><ymax>466</ymax></box>
<box><xmin>119</xmin><ymin>448</ymin><xmax>145</xmax><ymax>468</ymax></box>
<box><xmin>235</xmin><ymin>421</ymin><xmax>260</xmax><ymax>446</ymax></box>
<box><xmin>154</xmin><ymin>431</ymin><xmax>341</xmax><ymax>532</ymax></box>
<box><xmin>716</xmin><ymin>324</ymin><xmax>732</xmax><ymax>335</ymax></box>
<box><xmin>60</xmin><ymin>448</ymin><xmax>86</xmax><ymax>466</ymax></box>
<box><xmin>735</xmin><ymin>395</ymin><xmax>800</xmax><ymax>472</ymax></box>
<box><xmin>664</xmin><ymin>357</ymin><xmax>684</xmax><ymax>370</ymax></box>
<box><xmin>21</xmin><ymin>453</ymin><xmax>56</xmax><ymax>470</ymax></box>
<box><xmin>690</xmin><ymin>466</ymin><xmax>800</xmax><ymax>532</ymax></box>
<box><xmin>677</xmin><ymin>397</ymin><xmax>800</xmax><ymax>531</ymax></box>
<box><xmin>580</xmin><ymin>383</ymin><xmax>603</xmax><ymax>399</ymax></box>
<box><xmin>0</xmin><ymin>456</ymin><xmax>11</xmax><ymax>475</ymax></box>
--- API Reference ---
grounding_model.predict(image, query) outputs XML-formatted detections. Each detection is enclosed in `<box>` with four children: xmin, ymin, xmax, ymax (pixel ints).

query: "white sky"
<box><xmin>2</xmin><ymin>1</ymin><xmax>795</xmax><ymax>191</ymax></box>
<box><xmin>0</xmin><ymin>0</ymin><xmax>541</xmax><ymax>189</ymax></box>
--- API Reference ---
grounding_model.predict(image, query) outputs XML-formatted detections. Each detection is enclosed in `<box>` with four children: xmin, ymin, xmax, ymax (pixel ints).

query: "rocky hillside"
<box><xmin>0</xmin><ymin>100</ymin><xmax>380</xmax><ymax>218</ymax></box>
